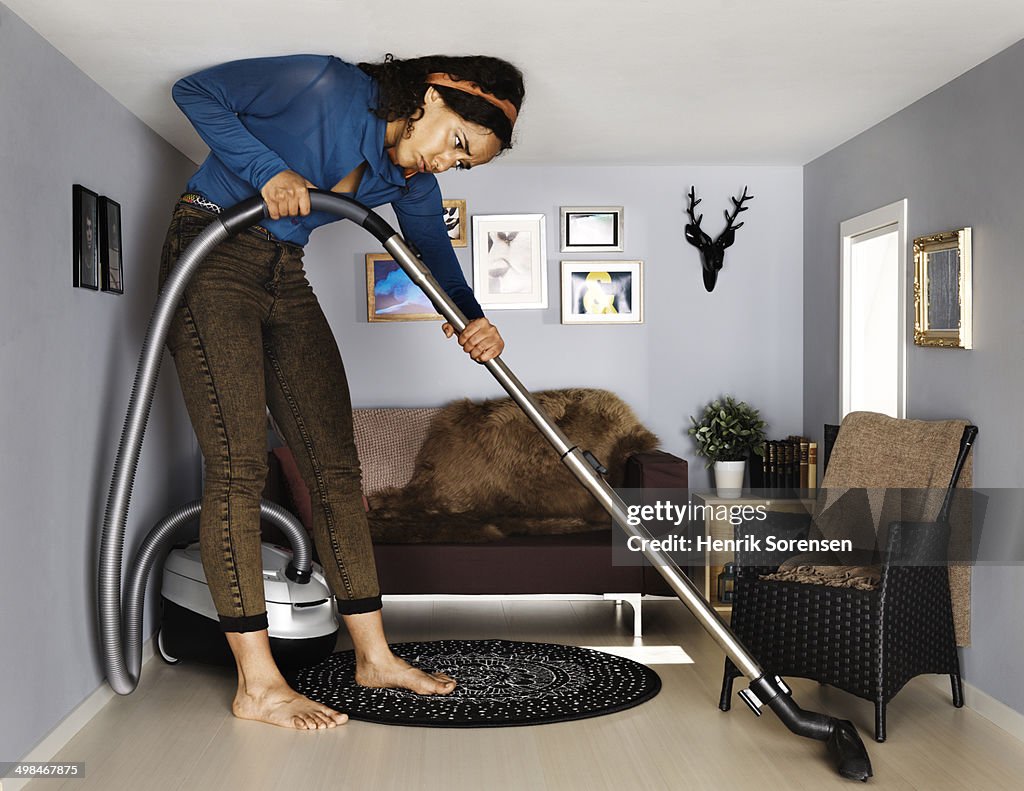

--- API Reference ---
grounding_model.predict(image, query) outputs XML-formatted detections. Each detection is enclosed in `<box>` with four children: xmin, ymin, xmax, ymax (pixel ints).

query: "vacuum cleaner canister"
<box><xmin>158</xmin><ymin>543</ymin><xmax>339</xmax><ymax>670</ymax></box>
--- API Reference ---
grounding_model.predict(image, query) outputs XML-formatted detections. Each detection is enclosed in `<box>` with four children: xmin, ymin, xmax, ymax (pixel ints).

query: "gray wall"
<box><xmin>304</xmin><ymin>164</ymin><xmax>805</xmax><ymax>486</ymax></box>
<box><xmin>804</xmin><ymin>39</ymin><xmax>1024</xmax><ymax>713</ymax></box>
<box><xmin>0</xmin><ymin>3</ymin><xmax>198</xmax><ymax>761</ymax></box>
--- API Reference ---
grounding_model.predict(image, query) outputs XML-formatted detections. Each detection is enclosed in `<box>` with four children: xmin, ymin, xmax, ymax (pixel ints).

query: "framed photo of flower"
<box><xmin>560</xmin><ymin>206</ymin><xmax>624</xmax><ymax>252</ymax></box>
<box><xmin>560</xmin><ymin>260</ymin><xmax>643</xmax><ymax>324</ymax></box>
<box><xmin>442</xmin><ymin>199</ymin><xmax>467</xmax><ymax>247</ymax></box>
<box><xmin>471</xmin><ymin>214</ymin><xmax>547</xmax><ymax>309</ymax></box>
<box><xmin>365</xmin><ymin>253</ymin><xmax>442</xmax><ymax>322</ymax></box>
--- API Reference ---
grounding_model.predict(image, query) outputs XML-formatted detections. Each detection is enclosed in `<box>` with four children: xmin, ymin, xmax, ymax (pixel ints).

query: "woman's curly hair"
<box><xmin>358</xmin><ymin>54</ymin><xmax>525</xmax><ymax>151</ymax></box>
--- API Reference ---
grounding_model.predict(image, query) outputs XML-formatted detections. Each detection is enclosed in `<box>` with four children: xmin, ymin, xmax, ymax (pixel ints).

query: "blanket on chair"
<box><xmin>764</xmin><ymin>411</ymin><xmax>973</xmax><ymax>646</ymax></box>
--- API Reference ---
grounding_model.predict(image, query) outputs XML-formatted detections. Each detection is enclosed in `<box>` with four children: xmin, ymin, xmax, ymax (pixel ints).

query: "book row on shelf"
<box><xmin>749</xmin><ymin>436</ymin><xmax>818</xmax><ymax>491</ymax></box>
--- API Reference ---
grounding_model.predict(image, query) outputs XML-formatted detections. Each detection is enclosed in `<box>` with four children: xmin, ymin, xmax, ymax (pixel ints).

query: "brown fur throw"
<box><xmin>368</xmin><ymin>388</ymin><xmax>658</xmax><ymax>543</ymax></box>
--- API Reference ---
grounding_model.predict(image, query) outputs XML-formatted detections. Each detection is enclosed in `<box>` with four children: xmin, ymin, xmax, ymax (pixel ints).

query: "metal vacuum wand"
<box><xmin>271</xmin><ymin>191</ymin><xmax>871</xmax><ymax>780</ymax></box>
<box><xmin>360</xmin><ymin>194</ymin><xmax>872</xmax><ymax>782</ymax></box>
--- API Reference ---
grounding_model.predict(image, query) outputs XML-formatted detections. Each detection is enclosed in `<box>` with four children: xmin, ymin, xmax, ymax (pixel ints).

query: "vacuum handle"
<box><xmin>217</xmin><ymin>190</ymin><xmax>399</xmax><ymax>248</ymax></box>
<box><xmin>218</xmin><ymin>191</ymin><xmax>478</xmax><ymax>339</ymax></box>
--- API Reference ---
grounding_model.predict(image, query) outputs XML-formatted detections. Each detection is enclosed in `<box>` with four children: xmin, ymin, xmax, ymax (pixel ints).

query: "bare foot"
<box><xmin>232</xmin><ymin>680</ymin><xmax>349</xmax><ymax>730</ymax></box>
<box><xmin>356</xmin><ymin>654</ymin><xmax>457</xmax><ymax>695</ymax></box>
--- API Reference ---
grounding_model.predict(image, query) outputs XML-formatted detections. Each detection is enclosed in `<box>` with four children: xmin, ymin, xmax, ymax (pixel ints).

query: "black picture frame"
<box><xmin>73</xmin><ymin>184</ymin><xmax>100</xmax><ymax>290</ymax></box>
<box><xmin>100</xmin><ymin>196</ymin><xmax>124</xmax><ymax>294</ymax></box>
<box><xmin>559</xmin><ymin>205</ymin><xmax>624</xmax><ymax>252</ymax></box>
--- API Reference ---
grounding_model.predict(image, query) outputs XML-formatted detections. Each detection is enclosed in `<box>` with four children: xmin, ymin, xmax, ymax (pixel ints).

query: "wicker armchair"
<box><xmin>718</xmin><ymin>412</ymin><xmax>977</xmax><ymax>742</ymax></box>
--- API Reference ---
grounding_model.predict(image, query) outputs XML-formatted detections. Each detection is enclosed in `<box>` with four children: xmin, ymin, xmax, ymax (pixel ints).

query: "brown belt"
<box><xmin>180</xmin><ymin>192</ymin><xmax>275</xmax><ymax>242</ymax></box>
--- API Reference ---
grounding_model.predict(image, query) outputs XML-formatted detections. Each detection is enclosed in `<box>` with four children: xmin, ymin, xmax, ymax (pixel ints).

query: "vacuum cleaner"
<box><xmin>157</xmin><ymin>538</ymin><xmax>337</xmax><ymax>670</ymax></box>
<box><xmin>98</xmin><ymin>191</ymin><xmax>873</xmax><ymax>781</ymax></box>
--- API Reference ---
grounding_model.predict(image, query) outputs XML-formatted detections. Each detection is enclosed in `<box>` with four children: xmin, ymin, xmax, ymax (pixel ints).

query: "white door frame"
<box><xmin>839</xmin><ymin>199</ymin><xmax>908</xmax><ymax>419</ymax></box>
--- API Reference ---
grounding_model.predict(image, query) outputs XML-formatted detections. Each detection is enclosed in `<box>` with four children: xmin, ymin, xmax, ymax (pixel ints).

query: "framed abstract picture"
<box><xmin>442</xmin><ymin>199</ymin><xmax>467</xmax><ymax>247</ymax></box>
<box><xmin>73</xmin><ymin>184</ymin><xmax>100</xmax><ymax>290</ymax></box>
<box><xmin>560</xmin><ymin>206</ymin><xmax>624</xmax><ymax>252</ymax></box>
<box><xmin>100</xmin><ymin>196</ymin><xmax>124</xmax><ymax>294</ymax></box>
<box><xmin>471</xmin><ymin>214</ymin><xmax>547</xmax><ymax>309</ymax></box>
<box><xmin>365</xmin><ymin>253</ymin><xmax>442</xmax><ymax>322</ymax></box>
<box><xmin>560</xmin><ymin>260</ymin><xmax>643</xmax><ymax>324</ymax></box>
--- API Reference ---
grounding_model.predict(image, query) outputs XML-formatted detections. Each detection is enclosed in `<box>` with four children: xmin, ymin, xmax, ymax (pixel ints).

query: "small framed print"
<box><xmin>442</xmin><ymin>199</ymin><xmax>467</xmax><ymax>247</ymax></box>
<box><xmin>913</xmin><ymin>227</ymin><xmax>972</xmax><ymax>348</ymax></box>
<box><xmin>560</xmin><ymin>206</ymin><xmax>624</xmax><ymax>252</ymax></box>
<box><xmin>100</xmin><ymin>197</ymin><xmax>123</xmax><ymax>294</ymax></box>
<box><xmin>365</xmin><ymin>253</ymin><xmax>442</xmax><ymax>322</ymax></box>
<box><xmin>472</xmin><ymin>213</ymin><xmax>547</xmax><ymax>309</ymax></box>
<box><xmin>73</xmin><ymin>184</ymin><xmax>100</xmax><ymax>290</ymax></box>
<box><xmin>561</xmin><ymin>260</ymin><xmax>643</xmax><ymax>324</ymax></box>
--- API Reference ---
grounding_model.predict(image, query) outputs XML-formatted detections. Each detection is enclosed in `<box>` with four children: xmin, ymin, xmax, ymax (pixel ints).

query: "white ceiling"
<box><xmin>7</xmin><ymin>0</ymin><xmax>1024</xmax><ymax>166</ymax></box>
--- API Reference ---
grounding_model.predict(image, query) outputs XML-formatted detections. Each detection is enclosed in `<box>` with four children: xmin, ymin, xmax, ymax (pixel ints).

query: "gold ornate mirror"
<box><xmin>913</xmin><ymin>227</ymin><xmax>972</xmax><ymax>349</ymax></box>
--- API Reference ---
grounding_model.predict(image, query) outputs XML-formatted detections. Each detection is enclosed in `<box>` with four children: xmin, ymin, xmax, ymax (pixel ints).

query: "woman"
<box><xmin>159</xmin><ymin>54</ymin><xmax>524</xmax><ymax>731</ymax></box>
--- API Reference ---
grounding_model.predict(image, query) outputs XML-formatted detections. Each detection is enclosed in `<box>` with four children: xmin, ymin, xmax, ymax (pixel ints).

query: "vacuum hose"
<box><xmin>99</xmin><ymin>199</ymin><xmax>315</xmax><ymax>695</ymax></box>
<box><xmin>98</xmin><ymin>192</ymin><xmax>872</xmax><ymax>780</ymax></box>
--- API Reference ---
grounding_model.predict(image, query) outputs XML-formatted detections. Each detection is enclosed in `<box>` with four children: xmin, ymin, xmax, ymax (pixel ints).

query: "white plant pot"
<box><xmin>714</xmin><ymin>460</ymin><xmax>746</xmax><ymax>499</ymax></box>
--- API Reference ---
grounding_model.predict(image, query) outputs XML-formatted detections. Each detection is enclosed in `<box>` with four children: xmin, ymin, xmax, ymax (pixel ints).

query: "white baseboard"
<box><xmin>2</xmin><ymin>638</ymin><xmax>156</xmax><ymax>791</ymax></box>
<box><xmin>960</xmin><ymin>681</ymin><xmax>1024</xmax><ymax>743</ymax></box>
<box><xmin>382</xmin><ymin>592</ymin><xmax>645</xmax><ymax>636</ymax></box>
<box><xmin>924</xmin><ymin>675</ymin><xmax>1024</xmax><ymax>743</ymax></box>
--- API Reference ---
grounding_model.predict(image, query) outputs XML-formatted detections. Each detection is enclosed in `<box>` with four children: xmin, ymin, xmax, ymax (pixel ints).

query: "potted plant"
<box><xmin>689</xmin><ymin>396</ymin><xmax>767</xmax><ymax>498</ymax></box>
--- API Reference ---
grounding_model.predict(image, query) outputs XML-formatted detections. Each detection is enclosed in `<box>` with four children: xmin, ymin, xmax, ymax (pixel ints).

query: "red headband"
<box><xmin>424</xmin><ymin>73</ymin><xmax>518</xmax><ymax>127</ymax></box>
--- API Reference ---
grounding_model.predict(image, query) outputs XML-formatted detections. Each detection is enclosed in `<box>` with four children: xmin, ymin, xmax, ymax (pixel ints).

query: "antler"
<box><xmin>686</xmin><ymin>186</ymin><xmax>704</xmax><ymax>229</ymax></box>
<box><xmin>722</xmin><ymin>185</ymin><xmax>753</xmax><ymax>232</ymax></box>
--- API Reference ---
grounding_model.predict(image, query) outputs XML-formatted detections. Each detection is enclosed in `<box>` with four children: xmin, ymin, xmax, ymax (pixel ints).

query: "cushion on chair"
<box><xmin>766</xmin><ymin>563</ymin><xmax>881</xmax><ymax>591</ymax></box>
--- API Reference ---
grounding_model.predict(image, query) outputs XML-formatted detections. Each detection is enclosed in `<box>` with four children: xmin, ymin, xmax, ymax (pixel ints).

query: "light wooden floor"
<box><xmin>27</xmin><ymin>599</ymin><xmax>1024</xmax><ymax>791</ymax></box>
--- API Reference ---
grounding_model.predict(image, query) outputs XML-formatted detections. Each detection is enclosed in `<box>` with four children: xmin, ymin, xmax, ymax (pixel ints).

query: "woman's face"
<box><xmin>390</xmin><ymin>87</ymin><xmax>502</xmax><ymax>175</ymax></box>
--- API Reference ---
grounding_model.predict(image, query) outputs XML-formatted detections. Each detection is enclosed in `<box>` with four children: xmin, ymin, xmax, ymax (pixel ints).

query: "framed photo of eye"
<box><xmin>471</xmin><ymin>214</ymin><xmax>548</xmax><ymax>309</ymax></box>
<box><xmin>913</xmin><ymin>228</ymin><xmax>972</xmax><ymax>349</ymax></box>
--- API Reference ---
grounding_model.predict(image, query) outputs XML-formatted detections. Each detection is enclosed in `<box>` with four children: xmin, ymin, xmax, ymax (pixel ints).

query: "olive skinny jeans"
<box><xmin>158</xmin><ymin>201</ymin><xmax>381</xmax><ymax>632</ymax></box>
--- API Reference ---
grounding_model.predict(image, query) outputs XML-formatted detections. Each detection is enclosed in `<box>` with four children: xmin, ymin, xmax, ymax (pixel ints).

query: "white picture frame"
<box><xmin>560</xmin><ymin>206</ymin><xmax>624</xmax><ymax>252</ymax></box>
<box><xmin>472</xmin><ymin>214</ymin><xmax>548</xmax><ymax>309</ymax></box>
<box><xmin>560</xmin><ymin>260</ymin><xmax>644</xmax><ymax>324</ymax></box>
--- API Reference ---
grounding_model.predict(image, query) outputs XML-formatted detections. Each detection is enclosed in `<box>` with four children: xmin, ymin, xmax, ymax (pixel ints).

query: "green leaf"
<box><xmin>687</xmin><ymin>394</ymin><xmax>769</xmax><ymax>463</ymax></box>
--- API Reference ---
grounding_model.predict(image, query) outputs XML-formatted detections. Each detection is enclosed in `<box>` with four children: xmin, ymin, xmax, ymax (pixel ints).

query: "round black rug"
<box><xmin>286</xmin><ymin>639</ymin><xmax>661</xmax><ymax>727</ymax></box>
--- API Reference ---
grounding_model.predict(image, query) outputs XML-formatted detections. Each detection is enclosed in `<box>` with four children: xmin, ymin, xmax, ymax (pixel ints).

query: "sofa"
<box><xmin>261</xmin><ymin>388</ymin><xmax>686</xmax><ymax>634</ymax></box>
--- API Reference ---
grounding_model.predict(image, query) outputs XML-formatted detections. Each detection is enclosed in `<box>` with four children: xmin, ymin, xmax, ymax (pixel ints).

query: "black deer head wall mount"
<box><xmin>684</xmin><ymin>185</ymin><xmax>754</xmax><ymax>292</ymax></box>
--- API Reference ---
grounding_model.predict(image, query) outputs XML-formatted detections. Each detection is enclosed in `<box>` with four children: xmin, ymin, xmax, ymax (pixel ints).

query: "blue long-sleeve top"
<box><xmin>172</xmin><ymin>54</ymin><xmax>484</xmax><ymax>320</ymax></box>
